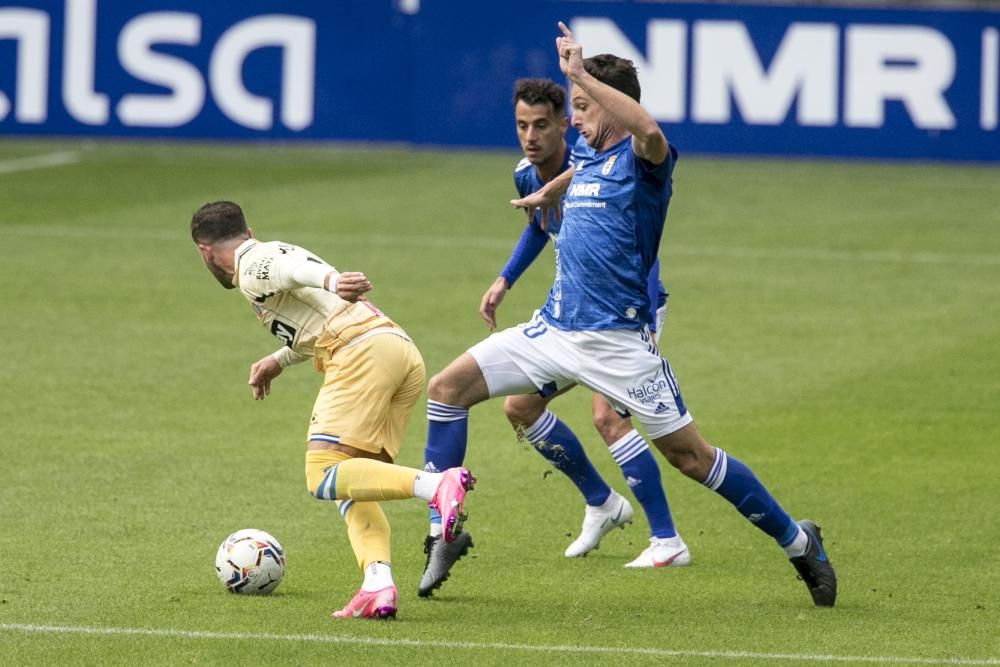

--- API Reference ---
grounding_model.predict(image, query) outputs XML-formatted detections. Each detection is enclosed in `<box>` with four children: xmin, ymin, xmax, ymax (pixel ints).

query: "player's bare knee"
<box><xmin>427</xmin><ymin>370</ymin><xmax>461</xmax><ymax>405</ymax></box>
<box><xmin>427</xmin><ymin>356</ymin><xmax>490</xmax><ymax>409</ymax></box>
<box><xmin>503</xmin><ymin>394</ymin><xmax>544</xmax><ymax>430</ymax></box>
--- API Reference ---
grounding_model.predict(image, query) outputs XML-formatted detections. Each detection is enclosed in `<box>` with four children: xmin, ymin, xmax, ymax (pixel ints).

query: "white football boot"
<box><xmin>624</xmin><ymin>536</ymin><xmax>691</xmax><ymax>568</ymax></box>
<box><xmin>564</xmin><ymin>491</ymin><xmax>634</xmax><ymax>557</ymax></box>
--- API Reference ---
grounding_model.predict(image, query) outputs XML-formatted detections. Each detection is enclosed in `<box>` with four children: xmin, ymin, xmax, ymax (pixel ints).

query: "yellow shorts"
<box><xmin>308</xmin><ymin>331</ymin><xmax>425</xmax><ymax>461</ymax></box>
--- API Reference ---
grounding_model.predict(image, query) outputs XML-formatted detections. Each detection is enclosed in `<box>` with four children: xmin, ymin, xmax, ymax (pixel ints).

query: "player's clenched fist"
<box><xmin>335</xmin><ymin>271</ymin><xmax>372</xmax><ymax>302</ymax></box>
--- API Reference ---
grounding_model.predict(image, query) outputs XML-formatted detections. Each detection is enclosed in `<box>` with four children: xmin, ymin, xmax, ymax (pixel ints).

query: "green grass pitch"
<box><xmin>0</xmin><ymin>140</ymin><xmax>998</xmax><ymax>666</ymax></box>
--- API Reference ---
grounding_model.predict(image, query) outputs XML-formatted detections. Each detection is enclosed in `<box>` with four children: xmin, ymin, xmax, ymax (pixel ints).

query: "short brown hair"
<box><xmin>583</xmin><ymin>54</ymin><xmax>641</xmax><ymax>102</ymax></box>
<box><xmin>512</xmin><ymin>78</ymin><xmax>566</xmax><ymax>115</ymax></box>
<box><xmin>190</xmin><ymin>201</ymin><xmax>248</xmax><ymax>244</ymax></box>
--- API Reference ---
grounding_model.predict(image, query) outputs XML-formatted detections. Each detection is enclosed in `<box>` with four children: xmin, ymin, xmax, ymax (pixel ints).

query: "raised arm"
<box><xmin>556</xmin><ymin>21</ymin><xmax>668</xmax><ymax>165</ymax></box>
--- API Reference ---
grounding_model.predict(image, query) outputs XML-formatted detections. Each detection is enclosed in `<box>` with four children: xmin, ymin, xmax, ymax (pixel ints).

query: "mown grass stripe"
<box><xmin>0</xmin><ymin>151</ymin><xmax>81</xmax><ymax>175</ymax></box>
<box><xmin>2</xmin><ymin>223</ymin><xmax>998</xmax><ymax>266</ymax></box>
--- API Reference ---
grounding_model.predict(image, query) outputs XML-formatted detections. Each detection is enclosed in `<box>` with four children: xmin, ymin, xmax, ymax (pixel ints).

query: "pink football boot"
<box><xmin>430</xmin><ymin>467</ymin><xmax>476</xmax><ymax>543</ymax></box>
<box><xmin>331</xmin><ymin>586</ymin><xmax>397</xmax><ymax>619</ymax></box>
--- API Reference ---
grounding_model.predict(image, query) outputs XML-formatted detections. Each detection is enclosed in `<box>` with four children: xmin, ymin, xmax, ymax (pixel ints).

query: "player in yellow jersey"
<box><xmin>190</xmin><ymin>200</ymin><xmax>475</xmax><ymax>619</ymax></box>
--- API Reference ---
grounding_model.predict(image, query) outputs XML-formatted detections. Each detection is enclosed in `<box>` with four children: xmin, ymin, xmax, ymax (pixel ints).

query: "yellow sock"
<box><xmin>306</xmin><ymin>451</ymin><xmax>420</xmax><ymax>502</ymax></box>
<box><xmin>338</xmin><ymin>500</ymin><xmax>391</xmax><ymax>569</ymax></box>
<box><xmin>332</xmin><ymin>459</ymin><xmax>419</xmax><ymax>502</ymax></box>
<box><xmin>304</xmin><ymin>451</ymin><xmax>392</xmax><ymax>569</ymax></box>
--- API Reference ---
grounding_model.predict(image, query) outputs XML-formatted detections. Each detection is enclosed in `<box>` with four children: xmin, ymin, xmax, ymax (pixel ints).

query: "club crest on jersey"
<box><xmin>601</xmin><ymin>155</ymin><xmax>617</xmax><ymax>175</ymax></box>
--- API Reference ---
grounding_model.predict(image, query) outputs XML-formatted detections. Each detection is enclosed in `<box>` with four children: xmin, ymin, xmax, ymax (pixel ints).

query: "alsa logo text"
<box><xmin>0</xmin><ymin>0</ymin><xmax>315</xmax><ymax>130</ymax></box>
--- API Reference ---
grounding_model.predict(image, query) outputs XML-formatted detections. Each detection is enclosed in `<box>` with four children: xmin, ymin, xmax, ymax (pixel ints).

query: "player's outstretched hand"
<box><xmin>479</xmin><ymin>276</ymin><xmax>509</xmax><ymax>330</ymax></box>
<box><xmin>511</xmin><ymin>163</ymin><xmax>573</xmax><ymax>230</ymax></box>
<box><xmin>335</xmin><ymin>271</ymin><xmax>372</xmax><ymax>302</ymax></box>
<box><xmin>511</xmin><ymin>190</ymin><xmax>561</xmax><ymax>231</ymax></box>
<box><xmin>248</xmin><ymin>355</ymin><xmax>283</xmax><ymax>400</ymax></box>
<box><xmin>556</xmin><ymin>21</ymin><xmax>585</xmax><ymax>81</ymax></box>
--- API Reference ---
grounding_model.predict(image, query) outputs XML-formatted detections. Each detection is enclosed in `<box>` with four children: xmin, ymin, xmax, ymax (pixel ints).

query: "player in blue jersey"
<box><xmin>476</xmin><ymin>78</ymin><xmax>688</xmax><ymax>569</ymax></box>
<box><xmin>509</xmin><ymin>23</ymin><xmax>836</xmax><ymax>606</ymax></box>
<box><xmin>420</xmin><ymin>23</ymin><xmax>836</xmax><ymax>607</ymax></box>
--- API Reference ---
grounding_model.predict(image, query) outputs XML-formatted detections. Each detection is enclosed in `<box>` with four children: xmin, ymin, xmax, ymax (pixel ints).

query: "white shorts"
<box><xmin>467</xmin><ymin>311</ymin><xmax>692</xmax><ymax>439</ymax></box>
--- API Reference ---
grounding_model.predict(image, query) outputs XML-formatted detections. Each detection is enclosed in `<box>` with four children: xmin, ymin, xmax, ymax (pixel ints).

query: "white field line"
<box><xmin>0</xmin><ymin>151</ymin><xmax>81</xmax><ymax>175</ymax></box>
<box><xmin>0</xmin><ymin>224</ymin><xmax>998</xmax><ymax>267</ymax></box>
<box><xmin>0</xmin><ymin>623</ymin><xmax>997</xmax><ymax>665</ymax></box>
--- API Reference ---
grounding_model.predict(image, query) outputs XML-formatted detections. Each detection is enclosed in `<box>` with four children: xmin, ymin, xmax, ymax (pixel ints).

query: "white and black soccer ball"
<box><xmin>215</xmin><ymin>529</ymin><xmax>285</xmax><ymax>595</ymax></box>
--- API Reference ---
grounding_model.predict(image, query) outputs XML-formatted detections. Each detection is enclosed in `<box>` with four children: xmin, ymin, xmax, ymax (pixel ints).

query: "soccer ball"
<box><xmin>215</xmin><ymin>529</ymin><xmax>285</xmax><ymax>595</ymax></box>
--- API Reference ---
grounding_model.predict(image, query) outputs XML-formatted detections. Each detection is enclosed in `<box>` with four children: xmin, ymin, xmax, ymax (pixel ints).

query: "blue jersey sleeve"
<box><xmin>500</xmin><ymin>221</ymin><xmax>548</xmax><ymax>287</ymax></box>
<box><xmin>501</xmin><ymin>160</ymin><xmax>553</xmax><ymax>287</ymax></box>
<box><xmin>637</xmin><ymin>142</ymin><xmax>679</xmax><ymax>181</ymax></box>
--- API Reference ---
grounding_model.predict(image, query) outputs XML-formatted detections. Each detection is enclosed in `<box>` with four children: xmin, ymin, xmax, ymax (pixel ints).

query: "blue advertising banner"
<box><xmin>0</xmin><ymin>0</ymin><xmax>998</xmax><ymax>160</ymax></box>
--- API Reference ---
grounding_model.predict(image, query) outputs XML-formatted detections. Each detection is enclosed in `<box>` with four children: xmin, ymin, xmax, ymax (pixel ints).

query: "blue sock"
<box><xmin>609</xmin><ymin>430</ymin><xmax>677</xmax><ymax>539</ymax></box>
<box><xmin>425</xmin><ymin>400</ymin><xmax>469</xmax><ymax>530</ymax></box>
<box><xmin>523</xmin><ymin>411</ymin><xmax>611</xmax><ymax>507</ymax></box>
<box><xmin>703</xmin><ymin>448</ymin><xmax>799</xmax><ymax>547</ymax></box>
